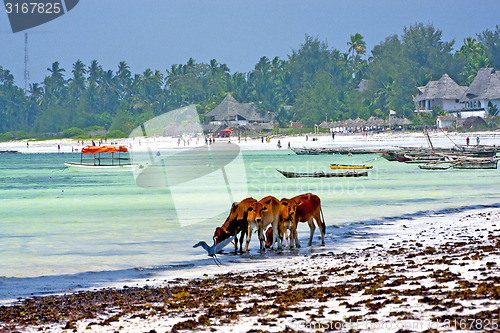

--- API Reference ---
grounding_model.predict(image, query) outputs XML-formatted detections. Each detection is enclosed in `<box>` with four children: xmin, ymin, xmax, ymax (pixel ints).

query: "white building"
<box><xmin>455</xmin><ymin>68</ymin><xmax>500</xmax><ymax>119</ymax></box>
<box><xmin>415</xmin><ymin>74</ymin><xmax>466</xmax><ymax>112</ymax></box>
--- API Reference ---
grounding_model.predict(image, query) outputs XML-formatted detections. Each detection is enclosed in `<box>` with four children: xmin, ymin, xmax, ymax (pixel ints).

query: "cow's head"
<box><xmin>287</xmin><ymin>199</ymin><xmax>303</xmax><ymax>223</ymax></box>
<box><xmin>279</xmin><ymin>198</ymin><xmax>291</xmax><ymax>221</ymax></box>
<box><xmin>246</xmin><ymin>202</ymin><xmax>266</xmax><ymax>224</ymax></box>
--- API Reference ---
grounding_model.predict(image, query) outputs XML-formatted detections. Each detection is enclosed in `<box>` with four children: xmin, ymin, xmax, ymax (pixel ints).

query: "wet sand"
<box><xmin>1</xmin><ymin>207</ymin><xmax>499</xmax><ymax>332</ymax></box>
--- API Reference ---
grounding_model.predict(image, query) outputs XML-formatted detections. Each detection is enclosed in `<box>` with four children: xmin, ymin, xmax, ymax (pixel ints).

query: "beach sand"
<box><xmin>1</xmin><ymin>130</ymin><xmax>500</xmax><ymax>154</ymax></box>
<box><xmin>1</xmin><ymin>206</ymin><xmax>499</xmax><ymax>332</ymax></box>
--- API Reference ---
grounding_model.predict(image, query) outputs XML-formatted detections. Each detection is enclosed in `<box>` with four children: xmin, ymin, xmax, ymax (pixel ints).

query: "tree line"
<box><xmin>0</xmin><ymin>23</ymin><xmax>499</xmax><ymax>138</ymax></box>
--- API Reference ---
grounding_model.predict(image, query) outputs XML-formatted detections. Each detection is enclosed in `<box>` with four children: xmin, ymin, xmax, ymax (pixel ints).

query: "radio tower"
<box><xmin>24</xmin><ymin>32</ymin><xmax>30</xmax><ymax>92</ymax></box>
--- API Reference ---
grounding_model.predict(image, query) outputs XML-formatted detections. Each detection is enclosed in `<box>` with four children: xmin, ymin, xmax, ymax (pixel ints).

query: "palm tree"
<box><xmin>347</xmin><ymin>33</ymin><xmax>367</xmax><ymax>70</ymax></box>
<box><xmin>69</xmin><ymin>59</ymin><xmax>87</xmax><ymax>99</ymax></box>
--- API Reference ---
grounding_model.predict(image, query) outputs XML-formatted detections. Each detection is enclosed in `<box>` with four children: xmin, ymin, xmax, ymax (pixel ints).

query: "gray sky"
<box><xmin>1</xmin><ymin>0</ymin><xmax>500</xmax><ymax>87</ymax></box>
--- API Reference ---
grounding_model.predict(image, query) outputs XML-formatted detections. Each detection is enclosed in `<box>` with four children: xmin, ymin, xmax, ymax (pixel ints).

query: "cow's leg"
<box><xmin>239</xmin><ymin>230</ymin><xmax>246</xmax><ymax>253</ymax></box>
<box><xmin>307</xmin><ymin>219</ymin><xmax>315</xmax><ymax>246</ymax></box>
<box><xmin>283</xmin><ymin>222</ymin><xmax>290</xmax><ymax>248</ymax></box>
<box><xmin>317</xmin><ymin>210</ymin><xmax>326</xmax><ymax>246</ymax></box>
<box><xmin>258</xmin><ymin>225</ymin><xmax>265</xmax><ymax>252</ymax></box>
<box><xmin>233</xmin><ymin>234</ymin><xmax>239</xmax><ymax>254</ymax></box>
<box><xmin>244</xmin><ymin>225</ymin><xmax>253</xmax><ymax>253</ymax></box>
<box><xmin>315</xmin><ymin>213</ymin><xmax>326</xmax><ymax>246</ymax></box>
<box><xmin>291</xmin><ymin>220</ymin><xmax>300</xmax><ymax>248</ymax></box>
<box><xmin>272</xmin><ymin>218</ymin><xmax>281</xmax><ymax>250</ymax></box>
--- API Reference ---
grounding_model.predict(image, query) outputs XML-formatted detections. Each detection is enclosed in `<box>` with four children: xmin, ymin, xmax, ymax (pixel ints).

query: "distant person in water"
<box><xmin>476</xmin><ymin>136</ymin><xmax>480</xmax><ymax>146</ymax></box>
<box><xmin>466</xmin><ymin>137</ymin><xmax>470</xmax><ymax>146</ymax></box>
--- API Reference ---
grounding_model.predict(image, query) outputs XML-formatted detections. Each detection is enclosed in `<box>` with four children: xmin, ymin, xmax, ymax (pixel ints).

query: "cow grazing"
<box><xmin>245</xmin><ymin>196</ymin><xmax>280</xmax><ymax>252</ymax></box>
<box><xmin>281</xmin><ymin>193</ymin><xmax>326</xmax><ymax>248</ymax></box>
<box><xmin>214</xmin><ymin>197</ymin><xmax>257</xmax><ymax>253</ymax></box>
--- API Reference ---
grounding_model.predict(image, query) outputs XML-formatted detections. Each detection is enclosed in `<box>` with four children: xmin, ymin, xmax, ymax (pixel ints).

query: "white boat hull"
<box><xmin>64</xmin><ymin>162</ymin><xmax>134</xmax><ymax>172</ymax></box>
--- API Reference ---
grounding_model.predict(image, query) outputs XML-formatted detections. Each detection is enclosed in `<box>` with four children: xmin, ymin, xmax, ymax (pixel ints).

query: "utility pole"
<box><xmin>24</xmin><ymin>32</ymin><xmax>30</xmax><ymax>92</ymax></box>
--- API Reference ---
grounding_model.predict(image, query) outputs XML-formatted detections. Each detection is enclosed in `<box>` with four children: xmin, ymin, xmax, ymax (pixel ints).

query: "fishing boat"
<box><xmin>64</xmin><ymin>145</ymin><xmax>133</xmax><ymax>171</ymax></box>
<box><xmin>276</xmin><ymin>169</ymin><xmax>368</xmax><ymax>178</ymax></box>
<box><xmin>419</xmin><ymin>158</ymin><xmax>498</xmax><ymax>170</ymax></box>
<box><xmin>418</xmin><ymin>163</ymin><xmax>453</xmax><ymax>170</ymax></box>
<box><xmin>329</xmin><ymin>163</ymin><xmax>372</xmax><ymax>170</ymax></box>
<box><xmin>452</xmin><ymin>159</ymin><xmax>498</xmax><ymax>170</ymax></box>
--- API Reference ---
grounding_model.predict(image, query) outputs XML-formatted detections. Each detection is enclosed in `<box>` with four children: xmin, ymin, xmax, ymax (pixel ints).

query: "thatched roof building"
<box><xmin>204</xmin><ymin>94</ymin><xmax>275</xmax><ymax>124</ymax></box>
<box><xmin>461</xmin><ymin>68</ymin><xmax>500</xmax><ymax>104</ymax></box>
<box><xmin>415</xmin><ymin>74</ymin><xmax>466</xmax><ymax>112</ymax></box>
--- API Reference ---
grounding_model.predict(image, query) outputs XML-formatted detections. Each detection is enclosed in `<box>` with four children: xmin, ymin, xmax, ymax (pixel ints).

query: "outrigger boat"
<box><xmin>65</xmin><ymin>145</ymin><xmax>133</xmax><ymax>171</ymax></box>
<box><xmin>329</xmin><ymin>163</ymin><xmax>372</xmax><ymax>170</ymax></box>
<box><xmin>419</xmin><ymin>157</ymin><xmax>498</xmax><ymax>170</ymax></box>
<box><xmin>277</xmin><ymin>169</ymin><xmax>368</xmax><ymax>178</ymax></box>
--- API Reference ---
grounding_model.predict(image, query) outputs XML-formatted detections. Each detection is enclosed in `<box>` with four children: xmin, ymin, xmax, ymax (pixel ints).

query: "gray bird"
<box><xmin>193</xmin><ymin>236</ymin><xmax>235</xmax><ymax>266</ymax></box>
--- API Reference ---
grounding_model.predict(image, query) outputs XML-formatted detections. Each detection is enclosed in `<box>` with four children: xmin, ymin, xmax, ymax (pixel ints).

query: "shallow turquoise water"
<box><xmin>0</xmin><ymin>150</ymin><xmax>499</xmax><ymax>280</ymax></box>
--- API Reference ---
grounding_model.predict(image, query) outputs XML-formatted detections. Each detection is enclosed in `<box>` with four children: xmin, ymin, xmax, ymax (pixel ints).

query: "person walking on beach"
<box><xmin>476</xmin><ymin>136</ymin><xmax>480</xmax><ymax>146</ymax></box>
<box><xmin>466</xmin><ymin>137</ymin><xmax>470</xmax><ymax>146</ymax></box>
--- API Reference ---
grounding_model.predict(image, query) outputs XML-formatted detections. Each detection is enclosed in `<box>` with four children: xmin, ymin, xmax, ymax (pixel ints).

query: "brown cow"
<box><xmin>282</xmin><ymin>193</ymin><xmax>326</xmax><ymax>248</ymax></box>
<box><xmin>214</xmin><ymin>197</ymin><xmax>257</xmax><ymax>253</ymax></box>
<box><xmin>245</xmin><ymin>196</ymin><xmax>280</xmax><ymax>252</ymax></box>
<box><xmin>265</xmin><ymin>197</ymin><xmax>294</xmax><ymax>249</ymax></box>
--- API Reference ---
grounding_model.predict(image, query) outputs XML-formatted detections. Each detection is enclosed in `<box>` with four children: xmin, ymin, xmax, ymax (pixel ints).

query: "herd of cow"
<box><xmin>213</xmin><ymin>193</ymin><xmax>326</xmax><ymax>253</ymax></box>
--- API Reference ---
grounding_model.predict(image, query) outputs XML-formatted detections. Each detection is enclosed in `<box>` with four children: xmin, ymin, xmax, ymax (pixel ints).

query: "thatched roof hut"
<box><xmin>461</xmin><ymin>68</ymin><xmax>500</xmax><ymax>102</ymax></box>
<box><xmin>415</xmin><ymin>74</ymin><xmax>466</xmax><ymax>102</ymax></box>
<box><xmin>205</xmin><ymin>94</ymin><xmax>275</xmax><ymax>124</ymax></box>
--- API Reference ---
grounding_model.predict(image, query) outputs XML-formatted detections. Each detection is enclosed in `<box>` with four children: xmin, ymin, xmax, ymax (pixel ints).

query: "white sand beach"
<box><xmin>2</xmin><ymin>130</ymin><xmax>500</xmax><ymax>154</ymax></box>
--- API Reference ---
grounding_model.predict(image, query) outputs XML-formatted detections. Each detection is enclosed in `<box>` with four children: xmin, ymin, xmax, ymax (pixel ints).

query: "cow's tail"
<box><xmin>320</xmin><ymin>207</ymin><xmax>326</xmax><ymax>234</ymax></box>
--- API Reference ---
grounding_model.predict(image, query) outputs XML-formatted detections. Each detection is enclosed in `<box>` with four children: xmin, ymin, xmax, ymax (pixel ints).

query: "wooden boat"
<box><xmin>329</xmin><ymin>163</ymin><xmax>372</xmax><ymax>170</ymax></box>
<box><xmin>277</xmin><ymin>169</ymin><xmax>368</xmax><ymax>178</ymax></box>
<box><xmin>418</xmin><ymin>163</ymin><xmax>453</xmax><ymax>170</ymax></box>
<box><xmin>65</xmin><ymin>145</ymin><xmax>133</xmax><ymax>171</ymax></box>
<box><xmin>419</xmin><ymin>158</ymin><xmax>498</xmax><ymax>170</ymax></box>
<box><xmin>452</xmin><ymin>159</ymin><xmax>498</xmax><ymax>170</ymax></box>
<box><xmin>381</xmin><ymin>151</ymin><xmax>411</xmax><ymax>162</ymax></box>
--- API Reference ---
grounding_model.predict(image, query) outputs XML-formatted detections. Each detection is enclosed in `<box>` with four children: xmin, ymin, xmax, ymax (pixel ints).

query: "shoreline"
<box><xmin>1</xmin><ymin>205</ymin><xmax>499</xmax><ymax>332</ymax></box>
<box><xmin>1</xmin><ymin>130</ymin><xmax>500</xmax><ymax>154</ymax></box>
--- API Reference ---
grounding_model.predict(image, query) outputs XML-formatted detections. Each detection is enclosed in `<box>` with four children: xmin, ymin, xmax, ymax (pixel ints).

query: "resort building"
<box><xmin>436</xmin><ymin>115</ymin><xmax>457</xmax><ymax>129</ymax></box>
<box><xmin>454</xmin><ymin>68</ymin><xmax>500</xmax><ymax>119</ymax></box>
<box><xmin>203</xmin><ymin>93</ymin><xmax>276</xmax><ymax>135</ymax></box>
<box><xmin>204</xmin><ymin>94</ymin><xmax>275</xmax><ymax>126</ymax></box>
<box><xmin>415</xmin><ymin>74</ymin><xmax>466</xmax><ymax>112</ymax></box>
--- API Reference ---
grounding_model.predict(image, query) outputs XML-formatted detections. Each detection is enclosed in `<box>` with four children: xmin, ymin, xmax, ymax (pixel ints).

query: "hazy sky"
<box><xmin>1</xmin><ymin>0</ymin><xmax>500</xmax><ymax>87</ymax></box>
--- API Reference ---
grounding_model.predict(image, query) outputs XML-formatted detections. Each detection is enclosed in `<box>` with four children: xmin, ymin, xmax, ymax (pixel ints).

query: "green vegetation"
<box><xmin>1</xmin><ymin>23</ymin><xmax>499</xmax><ymax>140</ymax></box>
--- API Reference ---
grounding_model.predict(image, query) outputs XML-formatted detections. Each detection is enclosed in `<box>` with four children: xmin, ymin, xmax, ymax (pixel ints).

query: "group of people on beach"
<box><xmin>465</xmin><ymin>136</ymin><xmax>480</xmax><ymax>146</ymax></box>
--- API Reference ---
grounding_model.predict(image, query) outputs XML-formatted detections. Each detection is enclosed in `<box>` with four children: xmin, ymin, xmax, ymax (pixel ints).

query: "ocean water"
<box><xmin>0</xmin><ymin>149</ymin><xmax>499</xmax><ymax>300</ymax></box>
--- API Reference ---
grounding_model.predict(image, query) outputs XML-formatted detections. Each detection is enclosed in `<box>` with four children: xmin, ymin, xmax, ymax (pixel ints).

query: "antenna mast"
<box><xmin>24</xmin><ymin>32</ymin><xmax>30</xmax><ymax>92</ymax></box>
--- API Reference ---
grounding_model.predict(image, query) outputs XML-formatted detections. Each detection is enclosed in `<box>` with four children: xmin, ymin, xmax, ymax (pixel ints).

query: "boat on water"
<box><xmin>419</xmin><ymin>157</ymin><xmax>498</xmax><ymax>170</ymax></box>
<box><xmin>329</xmin><ymin>163</ymin><xmax>372</xmax><ymax>170</ymax></box>
<box><xmin>418</xmin><ymin>163</ymin><xmax>453</xmax><ymax>170</ymax></box>
<box><xmin>276</xmin><ymin>169</ymin><xmax>368</xmax><ymax>178</ymax></box>
<box><xmin>452</xmin><ymin>159</ymin><xmax>498</xmax><ymax>170</ymax></box>
<box><xmin>64</xmin><ymin>145</ymin><xmax>133</xmax><ymax>171</ymax></box>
